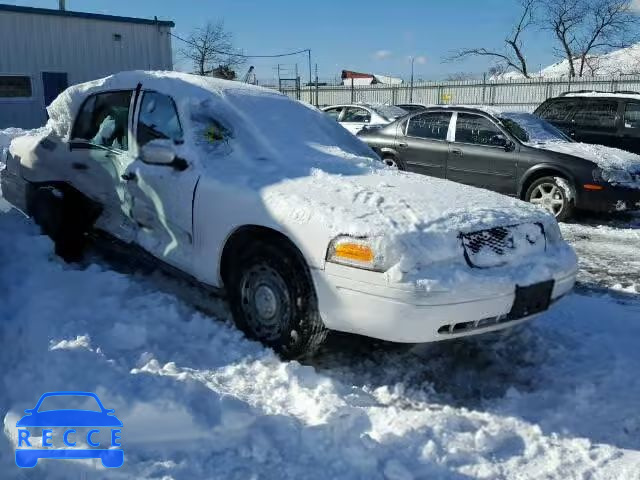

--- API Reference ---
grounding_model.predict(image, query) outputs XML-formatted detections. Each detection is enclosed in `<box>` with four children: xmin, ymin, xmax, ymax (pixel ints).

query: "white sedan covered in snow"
<box><xmin>1</xmin><ymin>71</ymin><xmax>578</xmax><ymax>357</ymax></box>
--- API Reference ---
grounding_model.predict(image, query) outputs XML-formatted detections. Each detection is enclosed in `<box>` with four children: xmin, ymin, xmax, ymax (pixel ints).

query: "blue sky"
<box><xmin>7</xmin><ymin>0</ymin><xmax>559</xmax><ymax>82</ymax></box>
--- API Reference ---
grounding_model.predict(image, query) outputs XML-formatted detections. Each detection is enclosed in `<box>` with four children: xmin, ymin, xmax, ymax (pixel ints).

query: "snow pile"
<box><xmin>1</xmin><ymin>205</ymin><xmax>639</xmax><ymax>478</ymax></box>
<box><xmin>495</xmin><ymin>43</ymin><xmax>640</xmax><ymax>79</ymax></box>
<box><xmin>532</xmin><ymin>141</ymin><xmax>640</xmax><ymax>188</ymax></box>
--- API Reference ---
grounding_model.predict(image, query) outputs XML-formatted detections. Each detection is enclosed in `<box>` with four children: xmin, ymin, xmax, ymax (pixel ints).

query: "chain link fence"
<box><xmin>277</xmin><ymin>75</ymin><xmax>640</xmax><ymax>111</ymax></box>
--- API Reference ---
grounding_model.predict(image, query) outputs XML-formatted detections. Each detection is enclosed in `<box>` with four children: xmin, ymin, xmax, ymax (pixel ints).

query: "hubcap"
<box><xmin>529</xmin><ymin>183</ymin><xmax>566</xmax><ymax>217</ymax></box>
<box><xmin>239</xmin><ymin>265</ymin><xmax>290</xmax><ymax>342</ymax></box>
<box><xmin>384</xmin><ymin>157</ymin><xmax>398</xmax><ymax>169</ymax></box>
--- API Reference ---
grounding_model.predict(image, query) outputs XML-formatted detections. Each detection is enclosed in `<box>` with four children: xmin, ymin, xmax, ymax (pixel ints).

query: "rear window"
<box><xmin>624</xmin><ymin>102</ymin><xmax>640</xmax><ymax>129</ymax></box>
<box><xmin>537</xmin><ymin>100</ymin><xmax>576</xmax><ymax>122</ymax></box>
<box><xmin>571</xmin><ymin>101</ymin><xmax>618</xmax><ymax>129</ymax></box>
<box><xmin>406</xmin><ymin>112</ymin><xmax>451</xmax><ymax>140</ymax></box>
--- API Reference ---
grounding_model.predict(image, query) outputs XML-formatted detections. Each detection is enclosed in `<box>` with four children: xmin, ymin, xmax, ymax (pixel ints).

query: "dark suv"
<box><xmin>357</xmin><ymin>106</ymin><xmax>640</xmax><ymax>220</ymax></box>
<box><xmin>535</xmin><ymin>91</ymin><xmax>640</xmax><ymax>155</ymax></box>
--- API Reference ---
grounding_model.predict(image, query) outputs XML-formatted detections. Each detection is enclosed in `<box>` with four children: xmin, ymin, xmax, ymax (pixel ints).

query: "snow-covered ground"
<box><xmin>2</xmin><ymin>134</ymin><xmax>640</xmax><ymax>478</ymax></box>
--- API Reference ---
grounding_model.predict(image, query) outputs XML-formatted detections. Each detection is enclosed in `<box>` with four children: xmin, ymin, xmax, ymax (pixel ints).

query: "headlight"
<box><xmin>594</xmin><ymin>167</ymin><xmax>633</xmax><ymax>184</ymax></box>
<box><xmin>326</xmin><ymin>236</ymin><xmax>387</xmax><ymax>272</ymax></box>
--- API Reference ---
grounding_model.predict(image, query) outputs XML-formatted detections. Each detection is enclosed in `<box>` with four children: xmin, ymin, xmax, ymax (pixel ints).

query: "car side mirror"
<box><xmin>140</xmin><ymin>140</ymin><xmax>188</xmax><ymax>171</ymax></box>
<box><xmin>504</xmin><ymin>140</ymin><xmax>516</xmax><ymax>152</ymax></box>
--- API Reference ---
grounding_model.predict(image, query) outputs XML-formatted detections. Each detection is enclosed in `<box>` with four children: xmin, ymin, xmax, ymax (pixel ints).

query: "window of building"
<box><xmin>0</xmin><ymin>76</ymin><xmax>32</xmax><ymax>98</ymax></box>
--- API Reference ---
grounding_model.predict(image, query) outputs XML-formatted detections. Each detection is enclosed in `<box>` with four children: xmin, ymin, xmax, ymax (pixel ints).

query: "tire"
<box><xmin>226</xmin><ymin>241</ymin><xmax>328</xmax><ymax>359</ymax></box>
<box><xmin>525</xmin><ymin>176</ymin><xmax>575</xmax><ymax>221</ymax></box>
<box><xmin>382</xmin><ymin>155</ymin><xmax>405</xmax><ymax>170</ymax></box>
<box><xmin>29</xmin><ymin>186</ymin><xmax>90</xmax><ymax>262</ymax></box>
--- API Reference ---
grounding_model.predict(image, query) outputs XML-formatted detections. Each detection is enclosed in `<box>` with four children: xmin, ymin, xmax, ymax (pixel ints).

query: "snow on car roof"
<box><xmin>425</xmin><ymin>104</ymin><xmax>506</xmax><ymax>117</ymax></box>
<box><xmin>562</xmin><ymin>91</ymin><xmax>640</xmax><ymax>100</ymax></box>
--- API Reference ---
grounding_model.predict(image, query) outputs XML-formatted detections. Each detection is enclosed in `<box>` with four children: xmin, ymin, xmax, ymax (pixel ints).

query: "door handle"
<box><xmin>398</xmin><ymin>142</ymin><xmax>409</xmax><ymax>149</ymax></box>
<box><xmin>121</xmin><ymin>172</ymin><xmax>137</xmax><ymax>181</ymax></box>
<box><xmin>71</xmin><ymin>162</ymin><xmax>88</xmax><ymax>170</ymax></box>
<box><xmin>451</xmin><ymin>149</ymin><xmax>463</xmax><ymax>156</ymax></box>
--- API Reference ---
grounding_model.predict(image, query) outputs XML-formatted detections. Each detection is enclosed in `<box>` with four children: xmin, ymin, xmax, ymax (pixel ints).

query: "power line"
<box><xmin>169</xmin><ymin>32</ymin><xmax>309</xmax><ymax>58</ymax></box>
<box><xmin>170</xmin><ymin>32</ymin><xmax>313</xmax><ymax>102</ymax></box>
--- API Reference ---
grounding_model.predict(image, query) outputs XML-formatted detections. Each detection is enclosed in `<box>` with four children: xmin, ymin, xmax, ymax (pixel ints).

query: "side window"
<box><xmin>455</xmin><ymin>113</ymin><xmax>503</xmax><ymax>146</ymax></box>
<box><xmin>342</xmin><ymin>107</ymin><xmax>371</xmax><ymax>123</ymax></box>
<box><xmin>406</xmin><ymin>112</ymin><xmax>451</xmax><ymax>141</ymax></box>
<box><xmin>571</xmin><ymin>101</ymin><xmax>618</xmax><ymax>129</ymax></box>
<box><xmin>624</xmin><ymin>103</ymin><xmax>640</xmax><ymax>129</ymax></box>
<box><xmin>324</xmin><ymin>107</ymin><xmax>343</xmax><ymax>121</ymax></box>
<box><xmin>539</xmin><ymin>100</ymin><xmax>577</xmax><ymax>122</ymax></box>
<box><xmin>72</xmin><ymin>90</ymin><xmax>132</xmax><ymax>150</ymax></box>
<box><xmin>137</xmin><ymin>92</ymin><xmax>183</xmax><ymax>147</ymax></box>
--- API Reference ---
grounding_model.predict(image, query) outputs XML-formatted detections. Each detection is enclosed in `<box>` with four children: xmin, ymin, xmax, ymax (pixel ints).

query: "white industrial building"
<box><xmin>0</xmin><ymin>2</ymin><xmax>174</xmax><ymax>128</ymax></box>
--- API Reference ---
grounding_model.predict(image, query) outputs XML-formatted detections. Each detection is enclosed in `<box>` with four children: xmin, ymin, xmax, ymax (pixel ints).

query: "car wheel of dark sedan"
<box><xmin>525</xmin><ymin>176</ymin><xmax>574</xmax><ymax>221</ymax></box>
<box><xmin>383</xmin><ymin>155</ymin><xmax>405</xmax><ymax>170</ymax></box>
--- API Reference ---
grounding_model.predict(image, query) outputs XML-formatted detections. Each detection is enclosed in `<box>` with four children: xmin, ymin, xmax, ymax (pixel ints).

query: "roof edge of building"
<box><xmin>0</xmin><ymin>3</ymin><xmax>175</xmax><ymax>27</ymax></box>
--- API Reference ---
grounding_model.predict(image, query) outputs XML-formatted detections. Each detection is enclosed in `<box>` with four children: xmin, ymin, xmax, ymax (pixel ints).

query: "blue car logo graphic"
<box><xmin>15</xmin><ymin>391</ymin><xmax>123</xmax><ymax>468</ymax></box>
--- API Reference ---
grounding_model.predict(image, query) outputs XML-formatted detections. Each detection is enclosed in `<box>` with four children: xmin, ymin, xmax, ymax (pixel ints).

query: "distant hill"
<box><xmin>494</xmin><ymin>43</ymin><xmax>640</xmax><ymax>80</ymax></box>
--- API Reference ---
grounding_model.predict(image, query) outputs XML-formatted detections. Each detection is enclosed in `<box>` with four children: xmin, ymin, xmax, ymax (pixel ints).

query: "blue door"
<box><xmin>42</xmin><ymin>72</ymin><xmax>68</xmax><ymax>108</ymax></box>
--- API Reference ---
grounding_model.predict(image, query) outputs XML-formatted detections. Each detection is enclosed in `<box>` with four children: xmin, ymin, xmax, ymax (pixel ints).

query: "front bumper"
<box><xmin>312</xmin><ymin>262</ymin><xmax>577</xmax><ymax>343</ymax></box>
<box><xmin>576</xmin><ymin>184</ymin><xmax>640</xmax><ymax>213</ymax></box>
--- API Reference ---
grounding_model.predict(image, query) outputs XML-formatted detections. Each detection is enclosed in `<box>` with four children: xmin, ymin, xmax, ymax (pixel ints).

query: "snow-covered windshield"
<box><xmin>499</xmin><ymin>112</ymin><xmax>571</xmax><ymax>144</ymax></box>
<box><xmin>371</xmin><ymin>105</ymin><xmax>408</xmax><ymax>122</ymax></box>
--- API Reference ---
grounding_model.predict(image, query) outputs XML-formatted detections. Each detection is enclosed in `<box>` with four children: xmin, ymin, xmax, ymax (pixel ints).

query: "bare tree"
<box><xmin>540</xmin><ymin>0</ymin><xmax>640</xmax><ymax>77</ymax></box>
<box><xmin>179</xmin><ymin>21</ymin><xmax>245</xmax><ymax>76</ymax></box>
<box><xmin>446</xmin><ymin>0</ymin><xmax>536</xmax><ymax>78</ymax></box>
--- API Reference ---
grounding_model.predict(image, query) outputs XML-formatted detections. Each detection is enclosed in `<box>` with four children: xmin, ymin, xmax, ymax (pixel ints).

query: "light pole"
<box><xmin>409</xmin><ymin>56</ymin><xmax>415</xmax><ymax>103</ymax></box>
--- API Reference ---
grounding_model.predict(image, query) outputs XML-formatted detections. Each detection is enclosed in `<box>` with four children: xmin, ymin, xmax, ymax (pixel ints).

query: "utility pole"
<box><xmin>409</xmin><ymin>56</ymin><xmax>415</xmax><ymax>103</ymax></box>
<box><xmin>315</xmin><ymin>63</ymin><xmax>319</xmax><ymax>108</ymax></box>
<box><xmin>308</xmin><ymin>50</ymin><xmax>313</xmax><ymax>104</ymax></box>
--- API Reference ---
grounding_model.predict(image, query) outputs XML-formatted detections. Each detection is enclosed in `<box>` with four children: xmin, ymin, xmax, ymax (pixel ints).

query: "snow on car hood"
<box><xmin>260</xmin><ymin>165</ymin><xmax>573</xmax><ymax>289</ymax></box>
<box><xmin>532</xmin><ymin>141</ymin><xmax>640</xmax><ymax>188</ymax></box>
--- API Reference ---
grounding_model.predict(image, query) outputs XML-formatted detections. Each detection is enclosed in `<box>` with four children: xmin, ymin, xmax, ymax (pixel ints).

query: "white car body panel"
<box><xmin>2</xmin><ymin>71</ymin><xmax>578</xmax><ymax>343</ymax></box>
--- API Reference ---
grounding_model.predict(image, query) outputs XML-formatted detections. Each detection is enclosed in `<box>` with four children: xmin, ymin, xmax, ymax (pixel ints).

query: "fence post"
<box><xmin>482</xmin><ymin>73</ymin><xmax>487</xmax><ymax>104</ymax></box>
<box><xmin>351</xmin><ymin>78</ymin><xmax>354</xmax><ymax>103</ymax></box>
<box><xmin>437</xmin><ymin>85</ymin><xmax>442</xmax><ymax>105</ymax></box>
<box><xmin>392</xmin><ymin>86</ymin><xmax>397</xmax><ymax>105</ymax></box>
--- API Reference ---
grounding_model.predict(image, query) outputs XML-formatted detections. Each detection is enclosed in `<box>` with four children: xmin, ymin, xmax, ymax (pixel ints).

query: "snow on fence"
<box><xmin>278</xmin><ymin>75</ymin><xmax>640</xmax><ymax>111</ymax></box>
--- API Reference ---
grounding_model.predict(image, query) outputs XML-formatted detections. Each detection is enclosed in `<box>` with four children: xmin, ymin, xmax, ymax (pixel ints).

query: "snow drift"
<box><xmin>1</xmin><ymin>202</ymin><xmax>639</xmax><ymax>478</ymax></box>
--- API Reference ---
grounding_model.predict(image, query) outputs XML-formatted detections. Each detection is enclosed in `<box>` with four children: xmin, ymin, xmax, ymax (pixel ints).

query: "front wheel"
<box><xmin>382</xmin><ymin>155</ymin><xmax>405</xmax><ymax>170</ymax></box>
<box><xmin>226</xmin><ymin>242</ymin><xmax>328</xmax><ymax>359</ymax></box>
<box><xmin>525</xmin><ymin>176</ymin><xmax>574</xmax><ymax>221</ymax></box>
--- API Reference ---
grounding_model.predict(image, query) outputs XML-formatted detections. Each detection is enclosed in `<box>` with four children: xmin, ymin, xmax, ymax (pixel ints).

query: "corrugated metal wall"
<box><xmin>0</xmin><ymin>10</ymin><xmax>173</xmax><ymax>128</ymax></box>
<box><xmin>282</xmin><ymin>76</ymin><xmax>640</xmax><ymax>112</ymax></box>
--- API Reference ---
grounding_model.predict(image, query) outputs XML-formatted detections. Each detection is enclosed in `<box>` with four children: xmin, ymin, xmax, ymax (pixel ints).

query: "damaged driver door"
<box><xmin>122</xmin><ymin>90</ymin><xmax>200</xmax><ymax>272</ymax></box>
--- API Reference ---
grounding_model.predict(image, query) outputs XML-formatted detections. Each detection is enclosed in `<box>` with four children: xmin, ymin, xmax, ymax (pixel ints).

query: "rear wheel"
<box><xmin>226</xmin><ymin>242</ymin><xmax>327</xmax><ymax>359</ymax></box>
<box><xmin>525</xmin><ymin>176</ymin><xmax>574</xmax><ymax>221</ymax></box>
<box><xmin>28</xmin><ymin>186</ymin><xmax>91</xmax><ymax>262</ymax></box>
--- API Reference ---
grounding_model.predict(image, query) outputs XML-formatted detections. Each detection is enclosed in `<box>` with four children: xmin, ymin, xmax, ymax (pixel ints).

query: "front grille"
<box><xmin>460</xmin><ymin>223</ymin><xmax>546</xmax><ymax>268</ymax></box>
<box><xmin>463</xmin><ymin>226</ymin><xmax>512</xmax><ymax>255</ymax></box>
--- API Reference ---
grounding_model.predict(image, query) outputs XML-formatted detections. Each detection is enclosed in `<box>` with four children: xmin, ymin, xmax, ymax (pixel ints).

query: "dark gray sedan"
<box><xmin>357</xmin><ymin>106</ymin><xmax>640</xmax><ymax>220</ymax></box>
